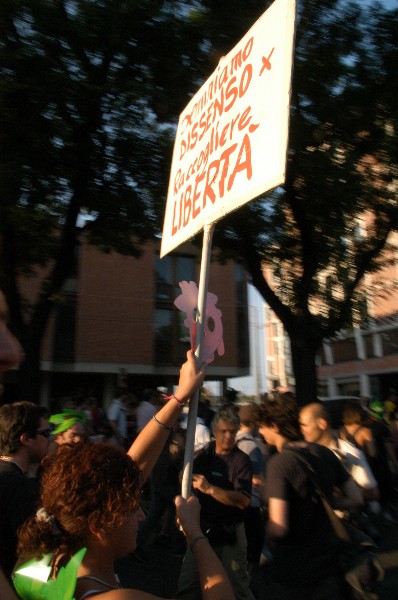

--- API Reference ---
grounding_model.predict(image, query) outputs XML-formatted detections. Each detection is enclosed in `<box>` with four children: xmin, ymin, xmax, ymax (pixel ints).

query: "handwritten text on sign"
<box><xmin>161</xmin><ymin>0</ymin><xmax>295</xmax><ymax>257</ymax></box>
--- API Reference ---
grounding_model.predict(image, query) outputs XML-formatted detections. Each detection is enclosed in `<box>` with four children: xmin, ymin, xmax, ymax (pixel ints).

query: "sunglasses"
<box><xmin>36</xmin><ymin>428</ymin><xmax>51</xmax><ymax>439</ymax></box>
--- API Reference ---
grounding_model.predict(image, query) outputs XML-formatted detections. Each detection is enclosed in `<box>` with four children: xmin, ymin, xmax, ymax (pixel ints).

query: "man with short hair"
<box><xmin>299</xmin><ymin>402</ymin><xmax>379</xmax><ymax>500</ymax></box>
<box><xmin>0</xmin><ymin>401</ymin><xmax>50</xmax><ymax>579</ymax></box>
<box><xmin>176</xmin><ymin>407</ymin><xmax>255</xmax><ymax>600</ymax></box>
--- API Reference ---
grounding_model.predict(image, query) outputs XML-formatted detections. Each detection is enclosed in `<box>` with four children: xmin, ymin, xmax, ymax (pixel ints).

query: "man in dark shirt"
<box><xmin>176</xmin><ymin>407</ymin><xmax>255</xmax><ymax>600</ymax></box>
<box><xmin>0</xmin><ymin>401</ymin><xmax>50</xmax><ymax>579</ymax></box>
<box><xmin>255</xmin><ymin>391</ymin><xmax>363</xmax><ymax>600</ymax></box>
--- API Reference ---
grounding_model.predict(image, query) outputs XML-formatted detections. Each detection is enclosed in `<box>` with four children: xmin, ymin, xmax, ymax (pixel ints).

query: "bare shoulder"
<box><xmin>358</xmin><ymin>426</ymin><xmax>373</xmax><ymax>442</ymax></box>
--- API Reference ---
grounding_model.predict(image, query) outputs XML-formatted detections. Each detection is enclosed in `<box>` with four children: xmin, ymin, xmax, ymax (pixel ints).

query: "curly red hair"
<box><xmin>18</xmin><ymin>443</ymin><xmax>141</xmax><ymax>561</ymax></box>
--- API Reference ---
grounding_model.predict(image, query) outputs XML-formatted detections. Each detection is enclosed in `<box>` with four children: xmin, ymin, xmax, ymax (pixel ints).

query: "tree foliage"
<box><xmin>212</xmin><ymin>0</ymin><xmax>398</xmax><ymax>403</ymax></box>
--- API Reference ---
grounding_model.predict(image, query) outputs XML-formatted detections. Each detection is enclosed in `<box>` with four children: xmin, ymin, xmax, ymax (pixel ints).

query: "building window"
<box><xmin>52</xmin><ymin>241</ymin><xmax>79</xmax><ymax>363</ymax></box>
<box><xmin>317</xmin><ymin>382</ymin><xmax>328</xmax><ymax>397</ymax></box>
<box><xmin>154</xmin><ymin>255</ymin><xmax>195</xmax><ymax>364</ymax></box>
<box><xmin>333</xmin><ymin>339</ymin><xmax>358</xmax><ymax>362</ymax></box>
<box><xmin>319</xmin><ymin>345</ymin><xmax>327</xmax><ymax>366</ymax></box>
<box><xmin>154</xmin><ymin>309</ymin><xmax>173</xmax><ymax>363</ymax></box>
<box><xmin>381</xmin><ymin>329</ymin><xmax>398</xmax><ymax>356</ymax></box>
<box><xmin>156</xmin><ymin>257</ymin><xmax>173</xmax><ymax>301</ymax></box>
<box><xmin>337</xmin><ymin>381</ymin><xmax>360</xmax><ymax>396</ymax></box>
<box><xmin>364</xmin><ymin>335</ymin><xmax>375</xmax><ymax>358</ymax></box>
<box><xmin>235</xmin><ymin>264</ymin><xmax>249</xmax><ymax>368</ymax></box>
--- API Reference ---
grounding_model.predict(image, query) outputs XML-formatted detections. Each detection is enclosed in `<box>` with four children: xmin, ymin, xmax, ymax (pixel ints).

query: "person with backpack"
<box><xmin>254</xmin><ymin>391</ymin><xmax>362</xmax><ymax>599</ymax></box>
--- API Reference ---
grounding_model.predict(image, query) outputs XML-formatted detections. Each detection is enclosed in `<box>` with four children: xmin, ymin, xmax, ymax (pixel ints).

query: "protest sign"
<box><xmin>161</xmin><ymin>0</ymin><xmax>296</xmax><ymax>257</ymax></box>
<box><xmin>164</xmin><ymin>0</ymin><xmax>297</xmax><ymax>499</ymax></box>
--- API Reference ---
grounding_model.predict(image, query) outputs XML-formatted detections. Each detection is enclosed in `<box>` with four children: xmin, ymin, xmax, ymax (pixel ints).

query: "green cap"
<box><xmin>49</xmin><ymin>409</ymin><xmax>88</xmax><ymax>435</ymax></box>
<box><xmin>369</xmin><ymin>400</ymin><xmax>384</xmax><ymax>421</ymax></box>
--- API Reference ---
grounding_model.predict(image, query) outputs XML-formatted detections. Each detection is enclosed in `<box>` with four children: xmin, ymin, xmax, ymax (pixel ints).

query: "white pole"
<box><xmin>181</xmin><ymin>222</ymin><xmax>215</xmax><ymax>499</ymax></box>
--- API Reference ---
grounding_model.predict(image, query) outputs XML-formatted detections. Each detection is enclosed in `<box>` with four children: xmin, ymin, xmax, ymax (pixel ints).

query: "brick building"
<box><xmin>262</xmin><ymin>230</ymin><xmax>398</xmax><ymax>401</ymax></box>
<box><xmin>317</xmin><ymin>231</ymin><xmax>398</xmax><ymax>400</ymax></box>
<box><xmin>14</xmin><ymin>238</ymin><xmax>249</xmax><ymax>405</ymax></box>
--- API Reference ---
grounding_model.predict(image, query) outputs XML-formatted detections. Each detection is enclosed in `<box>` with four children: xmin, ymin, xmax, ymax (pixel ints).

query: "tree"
<box><xmin>0</xmin><ymin>0</ymin><xmax>267</xmax><ymax>401</ymax></box>
<box><xmin>211</xmin><ymin>0</ymin><xmax>398</xmax><ymax>404</ymax></box>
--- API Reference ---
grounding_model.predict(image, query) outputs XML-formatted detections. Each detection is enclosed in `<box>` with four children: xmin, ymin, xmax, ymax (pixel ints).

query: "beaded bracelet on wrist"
<box><xmin>152</xmin><ymin>414</ymin><xmax>173</xmax><ymax>432</ymax></box>
<box><xmin>162</xmin><ymin>393</ymin><xmax>185</xmax><ymax>408</ymax></box>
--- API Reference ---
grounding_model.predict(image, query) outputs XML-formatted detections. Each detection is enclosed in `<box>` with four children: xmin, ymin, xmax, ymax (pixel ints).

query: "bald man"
<box><xmin>300</xmin><ymin>403</ymin><xmax>379</xmax><ymax>500</ymax></box>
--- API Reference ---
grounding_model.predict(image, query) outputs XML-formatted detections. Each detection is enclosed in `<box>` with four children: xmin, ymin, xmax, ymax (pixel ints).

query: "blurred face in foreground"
<box><xmin>213</xmin><ymin>419</ymin><xmax>238</xmax><ymax>455</ymax></box>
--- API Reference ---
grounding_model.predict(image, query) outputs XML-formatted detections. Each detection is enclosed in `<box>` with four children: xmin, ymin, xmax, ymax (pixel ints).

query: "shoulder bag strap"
<box><xmin>284</xmin><ymin>447</ymin><xmax>350</xmax><ymax>542</ymax></box>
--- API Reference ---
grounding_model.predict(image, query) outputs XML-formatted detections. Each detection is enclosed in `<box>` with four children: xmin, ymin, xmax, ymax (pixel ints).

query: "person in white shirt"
<box><xmin>179</xmin><ymin>401</ymin><xmax>211</xmax><ymax>453</ymax></box>
<box><xmin>107</xmin><ymin>390</ymin><xmax>129</xmax><ymax>447</ymax></box>
<box><xmin>136</xmin><ymin>389</ymin><xmax>159</xmax><ymax>432</ymax></box>
<box><xmin>300</xmin><ymin>402</ymin><xmax>379</xmax><ymax>500</ymax></box>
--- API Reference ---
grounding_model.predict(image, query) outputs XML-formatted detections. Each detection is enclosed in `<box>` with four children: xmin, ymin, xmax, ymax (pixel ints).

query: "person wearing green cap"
<box><xmin>49</xmin><ymin>409</ymin><xmax>88</xmax><ymax>449</ymax></box>
<box><xmin>369</xmin><ymin>399</ymin><xmax>385</xmax><ymax>422</ymax></box>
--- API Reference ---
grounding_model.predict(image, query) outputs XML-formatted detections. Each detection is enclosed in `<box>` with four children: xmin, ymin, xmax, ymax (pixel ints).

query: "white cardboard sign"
<box><xmin>161</xmin><ymin>0</ymin><xmax>296</xmax><ymax>257</ymax></box>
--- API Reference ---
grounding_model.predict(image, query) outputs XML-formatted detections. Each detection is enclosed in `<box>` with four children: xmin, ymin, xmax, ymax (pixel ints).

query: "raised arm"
<box><xmin>175</xmin><ymin>495</ymin><xmax>235</xmax><ymax>600</ymax></box>
<box><xmin>127</xmin><ymin>350</ymin><xmax>205</xmax><ymax>482</ymax></box>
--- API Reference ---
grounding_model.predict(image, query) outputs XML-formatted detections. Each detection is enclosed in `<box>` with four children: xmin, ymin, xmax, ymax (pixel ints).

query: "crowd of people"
<box><xmin>1</xmin><ymin>382</ymin><xmax>398</xmax><ymax>599</ymax></box>
<box><xmin>1</xmin><ymin>289</ymin><xmax>398</xmax><ymax>599</ymax></box>
<box><xmin>1</xmin><ymin>352</ymin><xmax>239</xmax><ymax>600</ymax></box>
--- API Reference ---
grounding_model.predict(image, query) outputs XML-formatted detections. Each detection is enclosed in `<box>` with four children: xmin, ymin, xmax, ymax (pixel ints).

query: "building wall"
<box><xmin>76</xmin><ymin>242</ymin><xmax>155</xmax><ymax>365</ymax></box>
<box><xmin>318</xmin><ymin>231</ymin><xmax>398</xmax><ymax>399</ymax></box>
<box><xmin>264</xmin><ymin>305</ymin><xmax>294</xmax><ymax>391</ymax></box>
<box><xmin>34</xmin><ymin>238</ymin><xmax>249</xmax><ymax>403</ymax></box>
<box><xmin>261</xmin><ymin>231</ymin><xmax>398</xmax><ymax>399</ymax></box>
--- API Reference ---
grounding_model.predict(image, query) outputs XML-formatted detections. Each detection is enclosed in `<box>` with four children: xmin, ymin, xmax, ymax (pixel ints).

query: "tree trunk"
<box><xmin>18</xmin><ymin>340</ymin><xmax>42</xmax><ymax>404</ymax></box>
<box><xmin>245</xmin><ymin>248</ymin><xmax>321</xmax><ymax>405</ymax></box>
<box><xmin>288</xmin><ymin>330</ymin><xmax>320</xmax><ymax>406</ymax></box>
<box><xmin>17</xmin><ymin>294</ymin><xmax>59</xmax><ymax>404</ymax></box>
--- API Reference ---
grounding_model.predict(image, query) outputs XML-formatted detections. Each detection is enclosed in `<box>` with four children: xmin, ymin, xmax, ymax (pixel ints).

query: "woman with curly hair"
<box><xmin>15</xmin><ymin>351</ymin><xmax>235</xmax><ymax>600</ymax></box>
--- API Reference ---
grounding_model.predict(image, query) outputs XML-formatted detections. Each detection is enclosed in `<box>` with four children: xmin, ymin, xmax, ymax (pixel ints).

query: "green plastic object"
<box><xmin>49</xmin><ymin>409</ymin><xmax>88</xmax><ymax>435</ymax></box>
<box><xmin>12</xmin><ymin>547</ymin><xmax>87</xmax><ymax>600</ymax></box>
